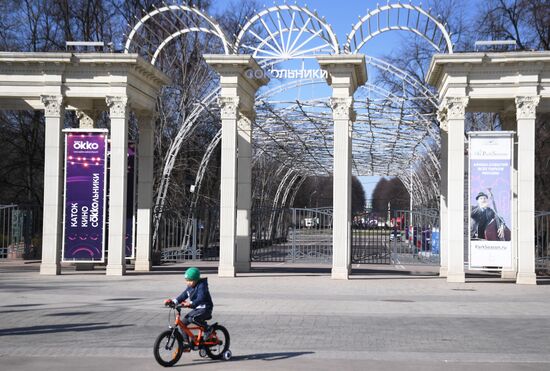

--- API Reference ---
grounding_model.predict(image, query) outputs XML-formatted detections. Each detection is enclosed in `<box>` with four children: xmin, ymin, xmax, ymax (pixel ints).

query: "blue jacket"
<box><xmin>176</xmin><ymin>278</ymin><xmax>213</xmax><ymax>310</ymax></box>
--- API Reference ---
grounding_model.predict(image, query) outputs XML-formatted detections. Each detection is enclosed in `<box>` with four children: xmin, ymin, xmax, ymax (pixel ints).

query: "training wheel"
<box><xmin>222</xmin><ymin>350</ymin><xmax>232</xmax><ymax>361</ymax></box>
<box><xmin>199</xmin><ymin>348</ymin><xmax>207</xmax><ymax>358</ymax></box>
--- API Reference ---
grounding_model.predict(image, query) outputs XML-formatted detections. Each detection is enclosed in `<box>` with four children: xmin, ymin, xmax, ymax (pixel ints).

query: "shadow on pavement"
<box><xmin>45</xmin><ymin>311</ymin><xmax>97</xmax><ymax>316</ymax></box>
<box><xmin>2</xmin><ymin>303</ymin><xmax>44</xmax><ymax>308</ymax></box>
<box><xmin>230</xmin><ymin>351</ymin><xmax>315</xmax><ymax>361</ymax></box>
<box><xmin>244</xmin><ymin>266</ymin><xmax>441</xmax><ymax>279</ymax></box>
<box><xmin>179</xmin><ymin>351</ymin><xmax>315</xmax><ymax>367</ymax></box>
<box><xmin>128</xmin><ymin>265</ymin><xmax>219</xmax><ymax>276</ymax></box>
<box><xmin>0</xmin><ymin>322</ymin><xmax>133</xmax><ymax>336</ymax></box>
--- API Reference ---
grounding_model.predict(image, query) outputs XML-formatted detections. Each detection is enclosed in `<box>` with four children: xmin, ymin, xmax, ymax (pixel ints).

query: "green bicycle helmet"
<box><xmin>184</xmin><ymin>267</ymin><xmax>200</xmax><ymax>281</ymax></box>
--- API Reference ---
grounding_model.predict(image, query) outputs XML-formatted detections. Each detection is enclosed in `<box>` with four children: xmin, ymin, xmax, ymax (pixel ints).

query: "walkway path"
<box><xmin>1</xmin><ymin>261</ymin><xmax>549</xmax><ymax>370</ymax></box>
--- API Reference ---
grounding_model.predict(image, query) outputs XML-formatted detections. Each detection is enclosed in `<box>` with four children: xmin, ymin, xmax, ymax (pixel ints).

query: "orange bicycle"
<box><xmin>153</xmin><ymin>302</ymin><xmax>231</xmax><ymax>367</ymax></box>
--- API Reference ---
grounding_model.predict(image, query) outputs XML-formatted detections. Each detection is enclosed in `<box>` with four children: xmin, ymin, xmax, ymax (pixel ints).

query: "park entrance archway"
<box><xmin>124</xmin><ymin>2</ymin><xmax>451</xmax><ymax>278</ymax></box>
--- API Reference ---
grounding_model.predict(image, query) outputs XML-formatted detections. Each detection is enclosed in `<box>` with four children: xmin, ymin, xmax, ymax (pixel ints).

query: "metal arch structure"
<box><xmin>254</xmin><ymin>80</ymin><xmax>440</xmax><ymax>172</ymax></box>
<box><xmin>234</xmin><ymin>3</ymin><xmax>339</xmax><ymax>66</ymax></box>
<box><xmin>122</xmin><ymin>2</ymin><xmax>457</xmax><ymax>252</ymax></box>
<box><xmin>364</xmin><ymin>55</ymin><xmax>439</xmax><ymax>108</ymax></box>
<box><xmin>124</xmin><ymin>3</ymin><xmax>232</xmax><ymax>62</ymax></box>
<box><xmin>267</xmin><ymin>167</ymin><xmax>297</xmax><ymax>237</ymax></box>
<box><xmin>345</xmin><ymin>2</ymin><xmax>454</xmax><ymax>54</ymax></box>
<box><xmin>151</xmin><ymin>75</ymin><xmax>442</xmax><ymax>246</ymax></box>
<box><xmin>151</xmin><ymin>88</ymin><xmax>220</xmax><ymax>247</ymax></box>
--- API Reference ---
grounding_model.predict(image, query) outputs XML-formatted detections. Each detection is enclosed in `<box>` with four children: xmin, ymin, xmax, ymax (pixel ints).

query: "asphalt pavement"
<box><xmin>1</xmin><ymin>260</ymin><xmax>550</xmax><ymax>370</ymax></box>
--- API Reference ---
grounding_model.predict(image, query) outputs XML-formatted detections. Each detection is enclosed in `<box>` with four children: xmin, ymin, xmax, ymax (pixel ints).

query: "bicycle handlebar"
<box><xmin>165</xmin><ymin>302</ymin><xmax>188</xmax><ymax>312</ymax></box>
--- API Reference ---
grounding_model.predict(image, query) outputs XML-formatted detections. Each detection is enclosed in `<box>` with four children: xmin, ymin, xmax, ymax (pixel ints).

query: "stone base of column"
<box><xmin>501</xmin><ymin>270</ymin><xmax>517</xmax><ymax>279</ymax></box>
<box><xmin>134</xmin><ymin>260</ymin><xmax>152</xmax><ymax>272</ymax></box>
<box><xmin>516</xmin><ymin>272</ymin><xmax>537</xmax><ymax>285</ymax></box>
<box><xmin>40</xmin><ymin>263</ymin><xmax>61</xmax><ymax>275</ymax></box>
<box><xmin>75</xmin><ymin>263</ymin><xmax>94</xmax><ymax>271</ymax></box>
<box><xmin>106</xmin><ymin>265</ymin><xmax>126</xmax><ymax>276</ymax></box>
<box><xmin>439</xmin><ymin>266</ymin><xmax>448</xmax><ymax>278</ymax></box>
<box><xmin>235</xmin><ymin>261</ymin><xmax>250</xmax><ymax>273</ymax></box>
<box><xmin>446</xmin><ymin>272</ymin><xmax>465</xmax><ymax>283</ymax></box>
<box><xmin>218</xmin><ymin>265</ymin><xmax>236</xmax><ymax>277</ymax></box>
<box><xmin>331</xmin><ymin>266</ymin><xmax>350</xmax><ymax>280</ymax></box>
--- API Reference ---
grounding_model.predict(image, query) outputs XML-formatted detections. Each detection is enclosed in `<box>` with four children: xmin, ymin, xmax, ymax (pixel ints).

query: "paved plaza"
<box><xmin>1</xmin><ymin>261</ymin><xmax>550</xmax><ymax>370</ymax></box>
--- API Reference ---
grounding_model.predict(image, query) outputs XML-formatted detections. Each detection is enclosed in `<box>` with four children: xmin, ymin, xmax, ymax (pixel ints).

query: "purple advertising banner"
<box><xmin>126</xmin><ymin>142</ymin><xmax>136</xmax><ymax>258</ymax></box>
<box><xmin>468</xmin><ymin>132</ymin><xmax>513</xmax><ymax>269</ymax></box>
<box><xmin>62</xmin><ymin>130</ymin><xmax>107</xmax><ymax>262</ymax></box>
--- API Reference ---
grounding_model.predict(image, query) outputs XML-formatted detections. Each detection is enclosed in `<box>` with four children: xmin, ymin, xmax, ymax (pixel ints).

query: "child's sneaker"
<box><xmin>203</xmin><ymin>326</ymin><xmax>212</xmax><ymax>340</ymax></box>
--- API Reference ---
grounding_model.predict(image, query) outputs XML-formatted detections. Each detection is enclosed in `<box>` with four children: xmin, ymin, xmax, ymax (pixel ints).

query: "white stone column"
<box><xmin>106</xmin><ymin>96</ymin><xmax>129</xmax><ymax>276</ymax></box>
<box><xmin>438</xmin><ymin>111</ymin><xmax>449</xmax><ymax>277</ymax></box>
<box><xmin>445</xmin><ymin>97</ymin><xmax>469</xmax><ymax>283</ymax></box>
<box><xmin>218</xmin><ymin>96</ymin><xmax>239</xmax><ymax>277</ymax></box>
<box><xmin>135</xmin><ymin>113</ymin><xmax>155</xmax><ymax>271</ymax></box>
<box><xmin>317</xmin><ymin>55</ymin><xmax>367</xmax><ymax>280</ymax></box>
<box><xmin>236</xmin><ymin>112</ymin><xmax>253</xmax><ymax>273</ymax></box>
<box><xmin>204</xmin><ymin>55</ymin><xmax>269</xmax><ymax>277</ymax></box>
<box><xmin>40</xmin><ymin>95</ymin><xmax>65</xmax><ymax>275</ymax></box>
<box><xmin>515</xmin><ymin>96</ymin><xmax>540</xmax><ymax>285</ymax></box>
<box><xmin>500</xmin><ymin>111</ymin><xmax>518</xmax><ymax>279</ymax></box>
<box><xmin>331</xmin><ymin>97</ymin><xmax>354</xmax><ymax>279</ymax></box>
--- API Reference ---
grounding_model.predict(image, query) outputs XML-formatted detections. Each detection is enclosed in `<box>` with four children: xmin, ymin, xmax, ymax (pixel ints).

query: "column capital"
<box><xmin>443</xmin><ymin>96</ymin><xmax>469</xmax><ymax>120</ymax></box>
<box><xmin>515</xmin><ymin>96</ymin><xmax>540</xmax><ymax>120</ymax></box>
<box><xmin>218</xmin><ymin>96</ymin><xmax>240</xmax><ymax>120</ymax></box>
<box><xmin>106</xmin><ymin>96</ymin><xmax>128</xmax><ymax>118</ymax></box>
<box><xmin>40</xmin><ymin>95</ymin><xmax>64</xmax><ymax>117</ymax></box>
<box><xmin>330</xmin><ymin>97</ymin><xmax>355</xmax><ymax>120</ymax></box>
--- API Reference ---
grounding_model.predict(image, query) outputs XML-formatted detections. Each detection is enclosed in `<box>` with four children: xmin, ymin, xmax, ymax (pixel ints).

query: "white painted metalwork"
<box><xmin>234</xmin><ymin>4</ymin><xmax>339</xmax><ymax>66</ymax></box>
<box><xmin>268</xmin><ymin>167</ymin><xmax>296</xmax><ymax>237</ymax></box>
<box><xmin>125</xmin><ymin>2</ymin><xmax>456</xmax><ymax>249</ymax></box>
<box><xmin>345</xmin><ymin>2</ymin><xmax>453</xmax><ymax>54</ymax></box>
<box><xmin>124</xmin><ymin>3</ymin><xmax>231</xmax><ymax>63</ymax></box>
<box><xmin>152</xmin><ymin>88</ymin><xmax>220</xmax><ymax>247</ymax></box>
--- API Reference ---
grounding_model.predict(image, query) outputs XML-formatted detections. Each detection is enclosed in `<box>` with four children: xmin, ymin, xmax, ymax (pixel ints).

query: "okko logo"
<box><xmin>74</xmin><ymin>141</ymin><xmax>99</xmax><ymax>150</ymax></box>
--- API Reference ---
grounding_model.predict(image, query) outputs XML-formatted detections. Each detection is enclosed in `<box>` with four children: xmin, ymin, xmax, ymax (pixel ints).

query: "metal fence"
<box><xmin>0</xmin><ymin>204</ymin><xmax>42</xmax><ymax>259</ymax></box>
<box><xmin>155</xmin><ymin>208</ymin><xmax>220</xmax><ymax>261</ymax></box>
<box><xmin>8</xmin><ymin>199</ymin><xmax>544</xmax><ymax>272</ymax></box>
<box><xmin>351</xmin><ymin>209</ymin><xmax>440</xmax><ymax>266</ymax></box>
<box><xmin>251</xmin><ymin>207</ymin><xmax>333</xmax><ymax>263</ymax></box>
<box><xmin>535</xmin><ymin>211</ymin><xmax>550</xmax><ymax>274</ymax></box>
<box><xmin>391</xmin><ymin>209</ymin><xmax>440</xmax><ymax>265</ymax></box>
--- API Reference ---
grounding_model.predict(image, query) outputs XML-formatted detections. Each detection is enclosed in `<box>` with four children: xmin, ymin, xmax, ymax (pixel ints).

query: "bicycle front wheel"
<box><xmin>153</xmin><ymin>329</ymin><xmax>183</xmax><ymax>367</ymax></box>
<box><xmin>204</xmin><ymin>324</ymin><xmax>230</xmax><ymax>360</ymax></box>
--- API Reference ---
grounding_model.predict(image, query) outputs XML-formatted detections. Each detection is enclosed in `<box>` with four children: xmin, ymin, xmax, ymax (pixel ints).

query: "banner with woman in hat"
<box><xmin>468</xmin><ymin>132</ymin><xmax>513</xmax><ymax>269</ymax></box>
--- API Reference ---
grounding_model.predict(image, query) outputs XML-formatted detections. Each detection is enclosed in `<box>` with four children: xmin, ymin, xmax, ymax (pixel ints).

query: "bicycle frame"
<box><xmin>172</xmin><ymin>308</ymin><xmax>218</xmax><ymax>348</ymax></box>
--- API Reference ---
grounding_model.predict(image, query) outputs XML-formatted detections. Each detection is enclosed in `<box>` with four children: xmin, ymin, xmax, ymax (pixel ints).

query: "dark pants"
<box><xmin>182</xmin><ymin>308</ymin><xmax>212</xmax><ymax>328</ymax></box>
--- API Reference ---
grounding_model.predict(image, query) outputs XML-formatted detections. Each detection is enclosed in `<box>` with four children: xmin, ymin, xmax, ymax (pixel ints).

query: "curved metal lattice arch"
<box><xmin>133</xmin><ymin>2</ymin><xmax>456</xmax><ymax>244</ymax></box>
<box><xmin>234</xmin><ymin>4</ymin><xmax>339</xmax><ymax>67</ymax></box>
<box><xmin>124</xmin><ymin>3</ymin><xmax>232</xmax><ymax>63</ymax></box>
<box><xmin>152</xmin><ymin>88</ymin><xmax>220</xmax><ymax>247</ymax></box>
<box><xmin>345</xmin><ymin>2</ymin><xmax>453</xmax><ymax>54</ymax></box>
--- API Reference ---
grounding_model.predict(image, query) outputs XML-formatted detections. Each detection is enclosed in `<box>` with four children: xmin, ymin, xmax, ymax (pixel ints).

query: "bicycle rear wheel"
<box><xmin>204</xmin><ymin>324</ymin><xmax>230</xmax><ymax>360</ymax></box>
<box><xmin>153</xmin><ymin>329</ymin><xmax>183</xmax><ymax>367</ymax></box>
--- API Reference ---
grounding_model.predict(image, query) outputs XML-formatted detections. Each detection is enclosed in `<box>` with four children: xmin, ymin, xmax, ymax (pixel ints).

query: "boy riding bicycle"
<box><xmin>165</xmin><ymin>267</ymin><xmax>214</xmax><ymax>340</ymax></box>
